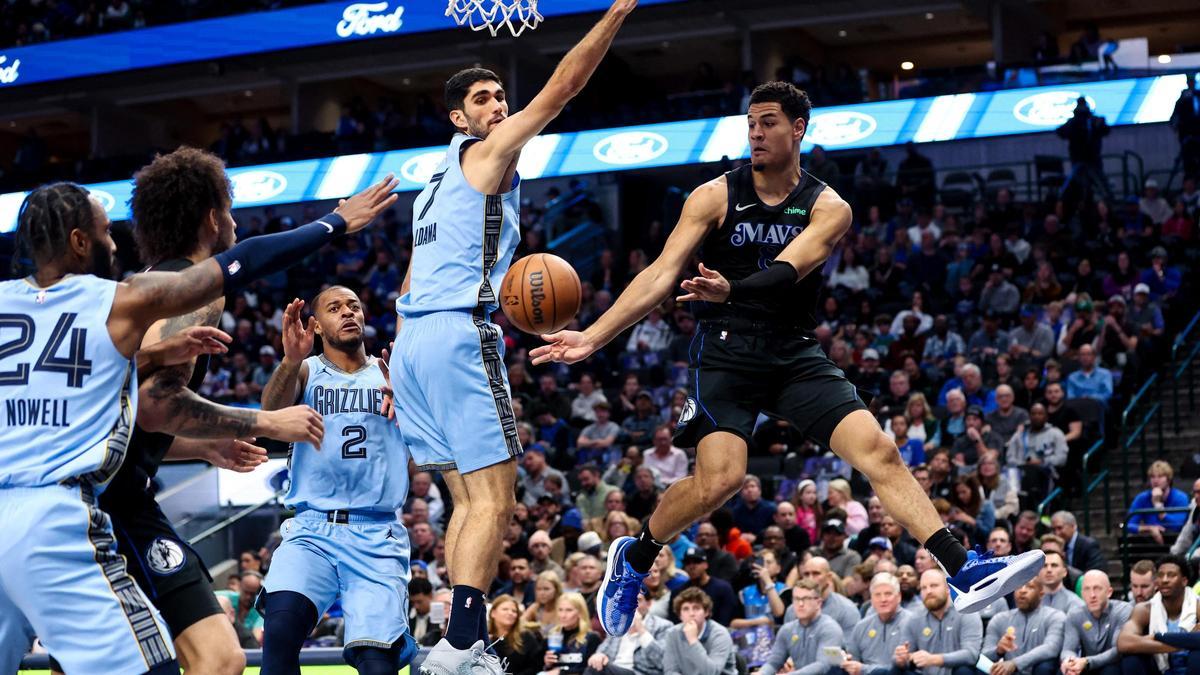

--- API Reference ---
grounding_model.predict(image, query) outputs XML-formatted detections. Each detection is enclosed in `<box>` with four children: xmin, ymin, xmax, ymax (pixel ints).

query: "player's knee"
<box><xmin>698</xmin><ymin>470</ymin><xmax>744</xmax><ymax>510</ymax></box>
<box><xmin>213</xmin><ymin>645</ymin><xmax>247</xmax><ymax>675</ymax></box>
<box><xmin>867</xmin><ymin>432</ymin><xmax>904</xmax><ymax>472</ymax></box>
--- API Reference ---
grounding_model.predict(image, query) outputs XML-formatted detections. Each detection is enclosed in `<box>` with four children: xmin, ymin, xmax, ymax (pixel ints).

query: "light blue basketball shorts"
<box><xmin>391</xmin><ymin>310</ymin><xmax>523</xmax><ymax>474</ymax></box>
<box><xmin>0</xmin><ymin>484</ymin><xmax>175</xmax><ymax>674</ymax></box>
<box><xmin>263</xmin><ymin>510</ymin><xmax>411</xmax><ymax>649</ymax></box>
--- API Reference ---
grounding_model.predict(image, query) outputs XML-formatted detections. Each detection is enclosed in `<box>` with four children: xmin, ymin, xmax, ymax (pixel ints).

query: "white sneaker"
<box><xmin>419</xmin><ymin>639</ymin><xmax>507</xmax><ymax>675</ymax></box>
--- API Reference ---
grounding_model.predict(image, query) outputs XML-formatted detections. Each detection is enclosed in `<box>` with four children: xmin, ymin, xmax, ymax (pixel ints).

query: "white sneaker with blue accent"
<box><xmin>418</xmin><ymin>638</ymin><xmax>507</xmax><ymax>675</ymax></box>
<box><xmin>596</xmin><ymin>535</ymin><xmax>649</xmax><ymax>636</ymax></box>
<box><xmin>948</xmin><ymin>548</ymin><xmax>1046</xmax><ymax>613</ymax></box>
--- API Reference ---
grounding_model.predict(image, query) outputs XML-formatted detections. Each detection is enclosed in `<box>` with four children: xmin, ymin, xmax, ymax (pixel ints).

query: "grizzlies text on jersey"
<box><xmin>286</xmin><ymin>354</ymin><xmax>409</xmax><ymax>512</ymax></box>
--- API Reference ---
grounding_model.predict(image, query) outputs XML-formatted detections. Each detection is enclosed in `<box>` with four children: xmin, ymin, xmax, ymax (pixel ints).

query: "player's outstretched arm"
<box><xmin>108</xmin><ymin>175</ymin><xmax>399</xmax><ymax>357</ymax></box>
<box><xmin>135</xmin><ymin>325</ymin><xmax>231</xmax><ymax>381</ymax></box>
<box><xmin>164</xmin><ymin>437</ymin><xmax>268</xmax><ymax>473</ymax></box>
<box><xmin>530</xmin><ymin>177</ymin><xmax>723</xmax><ymax>365</ymax></box>
<box><xmin>261</xmin><ymin>298</ymin><xmax>313</xmax><ymax>412</ymax></box>
<box><xmin>474</xmin><ymin>0</ymin><xmax>637</xmax><ymax>165</ymax></box>
<box><xmin>676</xmin><ymin>188</ymin><xmax>852</xmax><ymax>304</ymax></box>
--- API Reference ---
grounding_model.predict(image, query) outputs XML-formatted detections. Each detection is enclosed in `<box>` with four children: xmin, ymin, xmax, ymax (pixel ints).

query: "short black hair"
<box><xmin>409</xmin><ymin>577</ymin><xmax>434</xmax><ymax>597</ymax></box>
<box><xmin>131</xmin><ymin>147</ymin><xmax>231</xmax><ymax>265</ymax></box>
<box><xmin>749</xmin><ymin>81</ymin><xmax>812</xmax><ymax>123</ymax></box>
<box><xmin>445</xmin><ymin>67</ymin><xmax>502</xmax><ymax>111</ymax></box>
<box><xmin>1157</xmin><ymin>553</ymin><xmax>1192</xmax><ymax>581</ymax></box>
<box><xmin>14</xmin><ymin>181</ymin><xmax>94</xmax><ymax>273</ymax></box>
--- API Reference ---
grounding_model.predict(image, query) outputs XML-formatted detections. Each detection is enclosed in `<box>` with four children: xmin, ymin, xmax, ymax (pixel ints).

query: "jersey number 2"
<box><xmin>341</xmin><ymin>425</ymin><xmax>367</xmax><ymax>459</ymax></box>
<box><xmin>0</xmin><ymin>313</ymin><xmax>93</xmax><ymax>387</ymax></box>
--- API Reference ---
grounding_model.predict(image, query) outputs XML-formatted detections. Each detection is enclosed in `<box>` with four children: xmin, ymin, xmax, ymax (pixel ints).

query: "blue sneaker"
<box><xmin>948</xmin><ymin>548</ymin><xmax>1045</xmax><ymax>613</ymax></box>
<box><xmin>596</xmin><ymin>536</ymin><xmax>649</xmax><ymax>636</ymax></box>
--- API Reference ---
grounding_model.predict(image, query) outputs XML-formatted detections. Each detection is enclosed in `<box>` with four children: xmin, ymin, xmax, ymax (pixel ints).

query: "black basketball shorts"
<box><xmin>107</xmin><ymin>496</ymin><xmax>222</xmax><ymax>637</ymax></box>
<box><xmin>674</xmin><ymin>321</ymin><xmax>868</xmax><ymax>449</ymax></box>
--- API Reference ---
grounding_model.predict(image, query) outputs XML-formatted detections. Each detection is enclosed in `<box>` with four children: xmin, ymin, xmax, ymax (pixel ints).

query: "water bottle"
<box><xmin>548</xmin><ymin>630</ymin><xmax>563</xmax><ymax>653</ymax></box>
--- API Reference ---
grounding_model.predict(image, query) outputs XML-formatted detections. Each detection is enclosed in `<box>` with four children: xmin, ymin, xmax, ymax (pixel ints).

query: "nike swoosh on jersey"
<box><xmin>735</xmin><ymin>203</ymin><xmax>755</xmax><ymax>212</ymax></box>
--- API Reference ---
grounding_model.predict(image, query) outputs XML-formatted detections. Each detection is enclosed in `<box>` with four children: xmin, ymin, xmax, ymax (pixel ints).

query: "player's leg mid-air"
<box><xmin>386</xmin><ymin>2</ymin><xmax>638</xmax><ymax>674</ymax></box>
<box><xmin>531</xmin><ymin>80</ymin><xmax>1043</xmax><ymax>637</ymax></box>
<box><xmin>258</xmin><ymin>287</ymin><xmax>416</xmax><ymax>675</ymax></box>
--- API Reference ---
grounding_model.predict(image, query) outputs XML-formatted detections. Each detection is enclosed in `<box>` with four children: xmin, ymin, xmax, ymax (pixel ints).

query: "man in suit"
<box><xmin>982</xmin><ymin>578</ymin><xmax>1065</xmax><ymax>675</ymax></box>
<box><xmin>1050</xmin><ymin>511</ymin><xmax>1106</xmax><ymax>572</ymax></box>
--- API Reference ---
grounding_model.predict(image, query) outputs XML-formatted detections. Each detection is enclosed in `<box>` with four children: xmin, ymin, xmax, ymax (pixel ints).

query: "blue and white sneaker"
<box><xmin>948</xmin><ymin>547</ymin><xmax>1046</xmax><ymax>613</ymax></box>
<box><xmin>596</xmin><ymin>536</ymin><xmax>649</xmax><ymax>636</ymax></box>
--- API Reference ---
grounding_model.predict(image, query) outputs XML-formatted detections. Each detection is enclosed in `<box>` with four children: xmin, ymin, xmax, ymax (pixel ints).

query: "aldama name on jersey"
<box><xmin>729</xmin><ymin>222</ymin><xmax>805</xmax><ymax>247</ymax></box>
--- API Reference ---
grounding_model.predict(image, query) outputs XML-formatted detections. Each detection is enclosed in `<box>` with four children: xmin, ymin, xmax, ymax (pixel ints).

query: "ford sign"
<box><xmin>1013</xmin><ymin>91</ymin><xmax>1096</xmax><ymax>127</ymax></box>
<box><xmin>336</xmin><ymin>2</ymin><xmax>405</xmax><ymax>38</ymax></box>
<box><xmin>0</xmin><ymin>55</ymin><xmax>19</xmax><ymax>84</ymax></box>
<box><xmin>231</xmin><ymin>170</ymin><xmax>288</xmax><ymax>203</ymax></box>
<box><xmin>806</xmin><ymin>111</ymin><xmax>877</xmax><ymax>146</ymax></box>
<box><xmin>89</xmin><ymin>189</ymin><xmax>117</xmax><ymax>213</ymax></box>
<box><xmin>400</xmin><ymin>151</ymin><xmax>446</xmax><ymax>184</ymax></box>
<box><xmin>593</xmin><ymin>131</ymin><xmax>669</xmax><ymax>165</ymax></box>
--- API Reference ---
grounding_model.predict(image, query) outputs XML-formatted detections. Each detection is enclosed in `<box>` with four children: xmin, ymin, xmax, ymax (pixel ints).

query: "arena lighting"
<box><xmin>0</xmin><ymin>0</ymin><xmax>684</xmax><ymax>89</ymax></box>
<box><xmin>1158</xmin><ymin>54</ymin><xmax>1172</xmax><ymax>64</ymax></box>
<box><xmin>901</xmin><ymin>61</ymin><xmax>916</xmax><ymax>71</ymax></box>
<box><xmin>0</xmin><ymin>73</ymin><xmax>1189</xmax><ymax>233</ymax></box>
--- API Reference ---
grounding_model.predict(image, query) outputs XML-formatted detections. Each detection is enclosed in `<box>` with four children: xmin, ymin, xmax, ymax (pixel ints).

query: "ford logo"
<box><xmin>336</xmin><ymin>2</ymin><xmax>405</xmax><ymax>39</ymax></box>
<box><xmin>806</xmin><ymin>111</ymin><xmax>877</xmax><ymax>146</ymax></box>
<box><xmin>1013</xmin><ymin>91</ymin><xmax>1096</xmax><ymax>127</ymax></box>
<box><xmin>89</xmin><ymin>189</ymin><xmax>116</xmax><ymax>213</ymax></box>
<box><xmin>401</xmin><ymin>151</ymin><xmax>446</xmax><ymax>184</ymax></box>
<box><xmin>0</xmin><ymin>55</ymin><xmax>19</xmax><ymax>85</ymax></box>
<box><xmin>593</xmin><ymin>131</ymin><xmax>669</xmax><ymax>165</ymax></box>
<box><xmin>231</xmin><ymin>170</ymin><xmax>288</xmax><ymax>203</ymax></box>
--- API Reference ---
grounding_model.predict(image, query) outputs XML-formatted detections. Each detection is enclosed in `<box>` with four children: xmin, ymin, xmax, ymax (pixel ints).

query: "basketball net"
<box><xmin>446</xmin><ymin>0</ymin><xmax>543</xmax><ymax>37</ymax></box>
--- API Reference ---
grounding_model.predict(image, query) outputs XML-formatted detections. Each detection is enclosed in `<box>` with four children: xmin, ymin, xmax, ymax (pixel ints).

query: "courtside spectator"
<box><xmin>671</xmin><ymin>548</ymin><xmax>739</xmax><ymax>627</ymax></box>
<box><xmin>982</xmin><ymin>578</ymin><xmax>1066</xmax><ymax>675</ymax></box>
<box><xmin>1060</xmin><ymin>570</ymin><xmax>1131</xmax><ymax>675</ymax></box>
<box><xmin>732</xmin><ymin>475</ymin><xmax>776</xmax><ymax>537</ymax></box>
<box><xmin>1116</xmin><ymin>555</ymin><xmax>1200</xmax><ymax>674</ymax></box>
<box><xmin>662</xmin><ymin>588</ymin><xmax>737</xmax><ymax>675</ymax></box>
<box><xmin>758</xmin><ymin>579</ymin><xmax>845</xmax><ymax>675</ymax></box>
<box><xmin>843</xmin><ymin>572</ymin><xmax>912</xmax><ymax>675</ymax></box>
<box><xmin>1050</xmin><ymin>511</ymin><xmax>1107</xmax><ymax>572</ymax></box>
<box><xmin>585</xmin><ymin>592</ymin><xmax>670</xmax><ymax>675</ymax></box>
<box><xmin>794</xmin><ymin>557</ymin><xmax>860</xmax><ymax>633</ymax></box>
<box><xmin>544</xmin><ymin>593</ymin><xmax>603</xmax><ymax>675</ymax></box>
<box><xmin>1127</xmin><ymin>461</ymin><xmax>1191</xmax><ymax>544</ymax></box>
<box><xmin>807</xmin><ymin>518</ymin><xmax>863</xmax><ymax>578</ymax></box>
<box><xmin>1038</xmin><ymin>551</ymin><xmax>1084</xmax><ymax>614</ymax></box>
<box><xmin>896</xmin><ymin>569</ymin><xmax>983</xmax><ymax>675</ymax></box>
<box><xmin>1127</xmin><ymin>560</ymin><xmax>1158</xmax><ymax>604</ymax></box>
<box><xmin>642</xmin><ymin>426</ymin><xmax>689</xmax><ymax>486</ymax></box>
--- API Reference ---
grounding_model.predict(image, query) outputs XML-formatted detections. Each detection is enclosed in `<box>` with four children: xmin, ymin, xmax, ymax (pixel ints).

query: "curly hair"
<box><xmin>130</xmin><ymin>147</ymin><xmax>231</xmax><ymax>265</ymax></box>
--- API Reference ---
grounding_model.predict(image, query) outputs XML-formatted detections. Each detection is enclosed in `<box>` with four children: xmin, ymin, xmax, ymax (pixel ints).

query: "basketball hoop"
<box><xmin>446</xmin><ymin>0</ymin><xmax>543</xmax><ymax>37</ymax></box>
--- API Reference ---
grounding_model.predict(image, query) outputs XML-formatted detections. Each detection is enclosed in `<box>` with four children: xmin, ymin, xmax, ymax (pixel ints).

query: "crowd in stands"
<box><xmin>142</xmin><ymin>104</ymin><xmax>1200</xmax><ymax>675</ymax></box>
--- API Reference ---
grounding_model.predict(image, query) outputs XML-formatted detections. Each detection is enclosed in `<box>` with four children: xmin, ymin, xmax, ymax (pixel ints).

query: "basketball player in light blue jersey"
<box><xmin>0</xmin><ymin>177</ymin><xmax>397</xmax><ymax>675</ymax></box>
<box><xmin>387</xmin><ymin>3</ymin><xmax>638</xmax><ymax>673</ymax></box>
<box><xmin>259</xmin><ymin>287</ymin><xmax>415</xmax><ymax>675</ymax></box>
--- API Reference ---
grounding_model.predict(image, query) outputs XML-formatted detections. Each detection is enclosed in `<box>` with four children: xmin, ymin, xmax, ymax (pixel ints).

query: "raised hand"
<box><xmin>334</xmin><ymin>174</ymin><xmax>401</xmax><ymax>233</ymax></box>
<box><xmin>378</xmin><ymin>343</ymin><xmax>395</xmax><ymax>420</ymax></box>
<box><xmin>676</xmin><ymin>263</ymin><xmax>730</xmax><ymax>303</ymax></box>
<box><xmin>281</xmin><ymin>298</ymin><xmax>316</xmax><ymax>362</ymax></box>
<box><xmin>610</xmin><ymin>0</ymin><xmax>637</xmax><ymax>16</ymax></box>
<box><xmin>530</xmin><ymin>330</ymin><xmax>596</xmax><ymax>365</ymax></box>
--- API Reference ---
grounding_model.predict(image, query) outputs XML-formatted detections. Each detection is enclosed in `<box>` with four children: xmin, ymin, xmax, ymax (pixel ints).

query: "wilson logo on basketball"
<box><xmin>528</xmin><ymin>270</ymin><xmax>546</xmax><ymax>326</ymax></box>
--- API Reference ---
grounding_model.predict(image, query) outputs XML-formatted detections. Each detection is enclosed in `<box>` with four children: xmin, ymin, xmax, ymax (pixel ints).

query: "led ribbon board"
<box><xmin>0</xmin><ymin>74</ymin><xmax>1188</xmax><ymax>232</ymax></box>
<box><xmin>0</xmin><ymin>0</ymin><xmax>683</xmax><ymax>89</ymax></box>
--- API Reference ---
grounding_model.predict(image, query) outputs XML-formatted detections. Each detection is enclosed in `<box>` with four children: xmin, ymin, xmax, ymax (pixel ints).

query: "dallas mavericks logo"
<box><xmin>1013</xmin><ymin>92</ymin><xmax>1096</xmax><ymax>126</ymax></box>
<box><xmin>806</xmin><ymin>111</ymin><xmax>876</xmax><ymax>146</ymax></box>
<box><xmin>0</xmin><ymin>55</ymin><xmax>19</xmax><ymax>84</ymax></box>
<box><xmin>231</xmin><ymin>170</ymin><xmax>288</xmax><ymax>203</ymax></box>
<box><xmin>593</xmin><ymin>131</ymin><xmax>669</xmax><ymax>165</ymax></box>
<box><xmin>336</xmin><ymin>2</ymin><xmax>405</xmax><ymax>38</ymax></box>
<box><xmin>401</xmin><ymin>151</ymin><xmax>446</xmax><ymax>184</ymax></box>
<box><xmin>677</xmin><ymin>398</ymin><xmax>698</xmax><ymax>426</ymax></box>
<box><xmin>89</xmin><ymin>189</ymin><xmax>117</xmax><ymax>213</ymax></box>
<box><xmin>729</xmin><ymin>222</ymin><xmax>805</xmax><ymax>247</ymax></box>
<box><xmin>146</xmin><ymin>537</ymin><xmax>186</xmax><ymax>575</ymax></box>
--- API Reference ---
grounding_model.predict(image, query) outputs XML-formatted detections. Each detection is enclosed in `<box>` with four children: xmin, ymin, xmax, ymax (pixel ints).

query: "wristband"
<box><xmin>727</xmin><ymin>261</ymin><xmax>799</xmax><ymax>302</ymax></box>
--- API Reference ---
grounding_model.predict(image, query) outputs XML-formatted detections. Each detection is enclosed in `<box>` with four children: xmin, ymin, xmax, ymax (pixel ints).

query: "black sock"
<box><xmin>479</xmin><ymin>606</ymin><xmax>490</xmax><ymax>642</ymax></box>
<box><xmin>924</xmin><ymin>528</ymin><xmax>969</xmax><ymax>576</ymax></box>
<box><xmin>446</xmin><ymin>585</ymin><xmax>487</xmax><ymax>650</ymax></box>
<box><xmin>624</xmin><ymin>523</ymin><xmax>665</xmax><ymax>574</ymax></box>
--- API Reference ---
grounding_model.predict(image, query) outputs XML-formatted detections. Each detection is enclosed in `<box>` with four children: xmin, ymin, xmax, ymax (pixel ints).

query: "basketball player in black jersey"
<box><xmin>532</xmin><ymin>82</ymin><xmax>1044</xmax><ymax>636</ymax></box>
<box><xmin>73</xmin><ymin>148</ymin><xmax>328</xmax><ymax>675</ymax></box>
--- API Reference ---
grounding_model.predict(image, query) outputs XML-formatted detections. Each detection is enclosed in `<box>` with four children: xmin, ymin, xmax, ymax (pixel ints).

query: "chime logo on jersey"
<box><xmin>146</xmin><ymin>537</ymin><xmax>187</xmax><ymax>575</ymax></box>
<box><xmin>729</xmin><ymin>222</ymin><xmax>804</xmax><ymax>247</ymax></box>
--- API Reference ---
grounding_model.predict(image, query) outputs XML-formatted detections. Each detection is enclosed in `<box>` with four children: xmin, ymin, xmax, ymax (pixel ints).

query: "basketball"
<box><xmin>501</xmin><ymin>253</ymin><xmax>582</xmax><ymax>334</ymax></box>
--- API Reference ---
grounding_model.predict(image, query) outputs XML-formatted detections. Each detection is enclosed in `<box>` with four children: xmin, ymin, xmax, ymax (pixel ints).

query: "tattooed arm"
<box><xmin>136</xmin><ymin>300</ymin><xmax>325</xmax><ymax>444</ymax></box>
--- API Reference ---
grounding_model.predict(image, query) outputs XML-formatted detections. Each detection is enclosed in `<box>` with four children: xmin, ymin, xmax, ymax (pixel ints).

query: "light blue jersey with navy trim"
<box><xmin>285</xmin><ymin>354</ymin><xmax>408</xmax><ymax>512</ymax></box>
<box><xmin>0</xmin><ymin>275</ymin><xmax>136</xmax><ymax>490</ymax></box>
<box><xmin>396</xmin><ymin>133</ymin><xmax>521</xmax><ymax>317</ymax></box>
